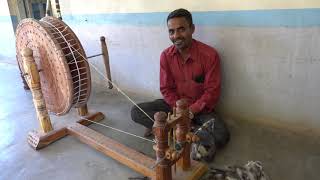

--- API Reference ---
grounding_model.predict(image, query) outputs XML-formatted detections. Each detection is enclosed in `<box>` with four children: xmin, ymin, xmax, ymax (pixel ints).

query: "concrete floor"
<box><xmin>1</xmin><ymin>61</ymin><xmax>320</xmax><ymax>180</ymax></box>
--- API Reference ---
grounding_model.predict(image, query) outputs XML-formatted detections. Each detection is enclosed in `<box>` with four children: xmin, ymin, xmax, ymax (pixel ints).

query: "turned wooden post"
<box><xmin>77</xmin><ymin>104</ymin><xmax>88</xmax><ymax>116</ymax></box>
<box><xmin>22</xmin><ymin>48</ymin><xmax>53</xmax><ymax>133</ymax></box>
<box><xmin>100</xmin><ymin>36</ymin><xmax>113</xmax><ymax>89</ymax></box>
<box><xmin>153</xmin><ymin>112</ymin><xmax>171</xmax><ymax>180</ymax></box>
<box><xmin>175</xmin><ymin>99</ymin><xmax>191</xmax><ymax>170</ymax></box>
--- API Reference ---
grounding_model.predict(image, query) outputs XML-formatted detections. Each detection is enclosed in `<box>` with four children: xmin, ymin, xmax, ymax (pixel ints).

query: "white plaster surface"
<box><xmin>68</xmin><ymin>23</ymin><xmax>320</xmax><ymax>131</ymax></box>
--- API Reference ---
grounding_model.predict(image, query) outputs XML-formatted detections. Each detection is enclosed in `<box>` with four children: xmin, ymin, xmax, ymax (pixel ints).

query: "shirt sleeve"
<box><xmin>189</xmin><ymin>52</ymin><xmax>221</xmax><ymax>114</ymax></box>
<box><xmin>160</xmin><ymin>52</ymin><xmax>180</xmax><ymax>108</ymax></box>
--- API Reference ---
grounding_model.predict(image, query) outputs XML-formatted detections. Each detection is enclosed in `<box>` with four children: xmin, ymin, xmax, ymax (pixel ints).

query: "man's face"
<box><xmin>167</xmin><ymin>17</ymin><xmax>194</xmax><ymax>51</ymax></box>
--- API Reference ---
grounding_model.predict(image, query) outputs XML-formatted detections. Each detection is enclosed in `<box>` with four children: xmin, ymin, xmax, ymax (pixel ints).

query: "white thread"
<box><xmin>150</xmin><ymin>156</ymin><xmax>166</xmax><ymax>169</ymax></box>
<box><xmin>81</xmin><ymin>117</ymin><xmax>155</xmax><ymax>143</ymax></box>
<box><xmin>69</xmin><ymin>45</ymin><xmax>155</xmax><ymax>122</ymax></box>
<box><xmin>41</xmin><ymin>20</ymin><xmax>84</xmax><ymax>106</ymax></box>
<box><xmin>43</xmin><ymin>21</ymin><xmax>157</xmax><ymax>142</ymax></box>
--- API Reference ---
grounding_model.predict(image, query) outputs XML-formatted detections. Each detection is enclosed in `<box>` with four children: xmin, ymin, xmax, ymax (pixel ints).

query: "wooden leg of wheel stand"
<box><xmin>22</xmin><ymin>48</ymin><xmax>54</xmax><ymax>149</ymax></box>
<box><xmin>76</xmin><ymin>104</ymin><xmax>106</xmax><ymax>126</ymax></box>
<box><xmin>21</xmin><ymin>48</ymin><xmax>53</xmax><ymax>132</ymax></box>
<box><xmin>27</xmin><ymin>111</ymin><xmax>105</xmax><ymax>150</ymax></box>
<box><xmin>77</xmin><ymin>104</ymin><xmax>89</xmax><ymax>116</ymax></box>
<box><xmin>22</xmin><ymin>48</ymin><xmax>105</xmax><ymax>150</ymax></box>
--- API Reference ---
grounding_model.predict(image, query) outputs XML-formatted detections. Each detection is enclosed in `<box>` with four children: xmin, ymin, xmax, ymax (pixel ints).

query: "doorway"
<box><xmin>7</xmin><ymin>0</ymin><xmax>58</xmax><ymax>31</ymax></box>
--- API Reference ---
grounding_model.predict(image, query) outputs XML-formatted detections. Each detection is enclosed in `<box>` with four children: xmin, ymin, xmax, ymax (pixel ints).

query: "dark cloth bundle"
<box><xmin>202</xmin><ymin>161</ymin><xmax>270</xmax><ymax>180</ymax></box>
<box><xmin>191</xmin><ymin>119</ymin><xmax>217</xmax><ymax>162</ymax></box>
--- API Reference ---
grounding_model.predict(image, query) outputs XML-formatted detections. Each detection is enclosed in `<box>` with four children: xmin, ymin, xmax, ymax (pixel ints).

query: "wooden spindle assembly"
<box><xmin>154</xmin><ymin>112</ymin><xmax>172</xmax><ymax>180</ymax></box>
<box><xmin>152</xmin><ymin>99</ymin><xmax>207</xmax><ymax>180</ymax></box>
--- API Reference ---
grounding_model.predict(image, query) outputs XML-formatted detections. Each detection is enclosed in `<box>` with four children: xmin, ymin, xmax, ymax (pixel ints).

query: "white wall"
<box><xmin>0</xmin><ymin>0</ymin><xmax>16</xmax><ymax>60</ymax></box>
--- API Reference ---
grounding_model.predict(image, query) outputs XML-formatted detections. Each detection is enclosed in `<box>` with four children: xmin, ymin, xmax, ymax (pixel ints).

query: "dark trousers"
<box><xmin>131</xmin><ymin>99</ymin><xmax>230</xmax><ymax>148</ymax></box>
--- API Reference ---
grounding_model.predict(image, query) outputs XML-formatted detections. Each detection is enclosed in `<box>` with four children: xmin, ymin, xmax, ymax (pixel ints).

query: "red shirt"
<box><xmin>160</xmin><ymin>39</ymin><xmax>221</xmax><ymax>114</ymax></box>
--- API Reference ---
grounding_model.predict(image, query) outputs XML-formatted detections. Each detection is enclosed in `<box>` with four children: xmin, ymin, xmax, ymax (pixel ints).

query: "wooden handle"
<box><xmin>100</xmin><ymin>36</ymin><xmax>113</xmax><ymax>89</ymax></box>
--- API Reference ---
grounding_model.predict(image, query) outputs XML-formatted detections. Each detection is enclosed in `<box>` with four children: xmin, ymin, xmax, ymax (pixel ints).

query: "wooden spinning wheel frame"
<box><xmin>16</xmin><ymin>17</ymin><xmax>207</xmax><ymax>180</ymax></box>
<box><xmin>16</xmin><ymin>16</ymin><xmax>91</xmax><ymax>115</ymax></box>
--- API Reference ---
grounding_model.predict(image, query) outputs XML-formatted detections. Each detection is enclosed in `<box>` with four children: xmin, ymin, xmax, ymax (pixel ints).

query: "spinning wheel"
<box><xmin>16</xmin><ymin>17</ymin><xmax>207</xmax><ymax>180</ymax></box>
<box><xmin>16</xmin><ymin>16</ymin><xmax>91</xmax><ymax>115</ymax></box>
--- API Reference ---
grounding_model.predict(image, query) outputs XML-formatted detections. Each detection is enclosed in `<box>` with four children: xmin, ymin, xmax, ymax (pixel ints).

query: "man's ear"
<box><xmin>191</xmin><ymin>24</ymin><xmax>195</xmax><ymax>34</ymax></box>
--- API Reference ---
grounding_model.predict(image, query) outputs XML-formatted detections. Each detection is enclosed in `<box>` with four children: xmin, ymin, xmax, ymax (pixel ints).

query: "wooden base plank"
<box><xmin>67</xmin><ymin>123</ymin><xmax>156</xmax><ymax>179</ymax></box>
<box><xmin>28</xmin><ymin>127</ymin><xmax>68</xmax><ymax>150</ymax></box>
<box><xmin>27</xmin><ymin>112</ymin><xmax>104</xmax><ymax>150</ymax></box>
<box><xmin>28</xmin><ymin>111</ymin><xmax>207</xmax><ymax>179</ymax></box>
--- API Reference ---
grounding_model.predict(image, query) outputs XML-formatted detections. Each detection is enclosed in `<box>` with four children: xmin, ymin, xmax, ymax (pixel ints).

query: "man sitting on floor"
<box><xmin>131</xmin><ymin>8</ymin><xmax>230</xmax><ymax>160</ymax></box>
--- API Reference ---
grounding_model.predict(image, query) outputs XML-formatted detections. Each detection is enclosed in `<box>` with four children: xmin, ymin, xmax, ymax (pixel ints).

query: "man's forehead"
<box><xmin>167</xmin><ymin>17</ymin><xmax>189</xmax><ymax>28</ymax></box>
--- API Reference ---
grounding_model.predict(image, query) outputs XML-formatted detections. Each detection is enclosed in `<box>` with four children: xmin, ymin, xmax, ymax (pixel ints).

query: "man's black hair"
<box><xmin>167</xmin><ymin>8</ymin><xmax>193</xmax><ymax>26</ymax></box>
